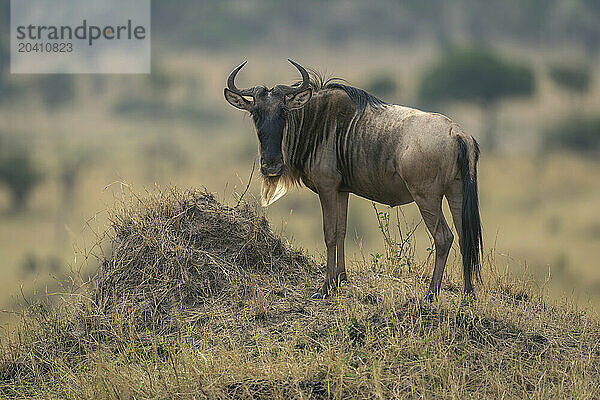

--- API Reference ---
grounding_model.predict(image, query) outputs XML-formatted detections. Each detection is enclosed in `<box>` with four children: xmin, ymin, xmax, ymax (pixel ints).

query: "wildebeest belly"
<box><xmin>342</xmin><ymin>168</ymin><xmax>414</xmax><ymax>207</ymax></box>
<box><xmin>339</xmin><ymin>128</ymin><xmax>414</xmax><ymax>206</ymax></box>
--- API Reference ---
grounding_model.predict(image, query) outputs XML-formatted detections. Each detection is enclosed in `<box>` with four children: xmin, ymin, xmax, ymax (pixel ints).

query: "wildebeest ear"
<box><xmin>224</xmin><ymin>88</ymin><xmax>252</xmax><ymax>111</ymax></box>
<box><xmin>286</xmin><ymin>88</ymin><xmax>312</xmax><ymax>109</ymax></box>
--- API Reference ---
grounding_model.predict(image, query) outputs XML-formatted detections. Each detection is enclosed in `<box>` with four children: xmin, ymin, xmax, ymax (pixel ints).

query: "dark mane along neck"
<box><xmin>283</xmin><ymin>76</ymin><xmax>388</xmax><ymax>181</ymax></box>
<box><xmin>292</xmin><ymin>70</ymin><xmax>387</xmax><ymax>117</ymax></box>
<box><xmin>323</xmin><ymin>83</ymin><xmax>387</xmax><ymax>117</ymax></box>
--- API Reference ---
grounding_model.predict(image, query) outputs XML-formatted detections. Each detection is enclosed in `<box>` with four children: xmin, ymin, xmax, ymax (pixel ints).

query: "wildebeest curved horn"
<box><xmin>227</xmin><ymin>61</ymin><xmax>255</xmax><ymax>96</ymax></box>
<box><xmin>282</xmin><ymin>59</ymin><xmax>310</xmax><ymax>94</ymax></box>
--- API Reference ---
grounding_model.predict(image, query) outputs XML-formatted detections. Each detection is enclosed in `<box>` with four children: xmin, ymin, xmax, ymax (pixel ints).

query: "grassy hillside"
<box><xmin>1</xmin><ymin>188</ymin><xmax>598</xmax><ymax>399</ymax></box>
<box><xmin>1</xmin><ymin>49</ymin><xmax>600</xmax><ymax>318</ymax></box>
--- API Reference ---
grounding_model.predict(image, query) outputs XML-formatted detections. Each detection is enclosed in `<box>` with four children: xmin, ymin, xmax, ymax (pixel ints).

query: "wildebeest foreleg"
<box><xmin>312</xmin><ymin>189</ymin><xmax>339</xmax><ymax>299</ymax></box>
<box><xmin>336</xmin><ymin>191</ymin><xmax>349</xmax><ymax>283</ymax></box>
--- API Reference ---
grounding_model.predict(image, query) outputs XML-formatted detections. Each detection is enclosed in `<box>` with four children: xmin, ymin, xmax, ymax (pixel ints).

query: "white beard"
<box><xmin>261</xmin><ymin>175</ymin><xmax>294</xmax><ymax>206</ymax></box>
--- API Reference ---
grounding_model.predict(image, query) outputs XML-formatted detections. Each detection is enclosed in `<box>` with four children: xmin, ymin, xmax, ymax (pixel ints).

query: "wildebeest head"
<box><xmin>224</xmin><ymin>59</ymin><xmax>313</xmax><ymax>177</ymax></box>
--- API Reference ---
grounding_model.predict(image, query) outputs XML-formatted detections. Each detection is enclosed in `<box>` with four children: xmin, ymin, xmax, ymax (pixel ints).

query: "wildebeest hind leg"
<box><xmin>413</xmin><ymin>194</ymin><xmax>454</xmax><ymax>300</ymax></box>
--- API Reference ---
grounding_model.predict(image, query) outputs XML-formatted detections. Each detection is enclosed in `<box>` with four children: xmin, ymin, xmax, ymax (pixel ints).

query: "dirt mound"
<box><xmin>91</xmin><ymin>189</ymin><xmax>318</xmax><ymax>332</ymax></box>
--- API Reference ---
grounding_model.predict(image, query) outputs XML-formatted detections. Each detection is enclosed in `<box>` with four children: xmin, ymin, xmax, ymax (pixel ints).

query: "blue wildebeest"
<box><xmin>224</xmin><ymin>60</ymin><xmax>483</xmax><ymax>300</ymax></box>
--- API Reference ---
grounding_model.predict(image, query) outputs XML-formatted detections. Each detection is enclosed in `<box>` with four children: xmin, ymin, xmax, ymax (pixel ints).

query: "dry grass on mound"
<box><xmin>1</xmin><ymin>188</ymin><xmax>600</xmax><ymax>399</ymax></box>
<box><xmin>93</xmin><ymin>188</ymin><xmax>319</xmax><ymax>332</ymax></box>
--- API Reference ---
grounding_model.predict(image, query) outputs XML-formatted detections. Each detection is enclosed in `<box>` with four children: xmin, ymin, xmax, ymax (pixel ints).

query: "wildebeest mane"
<box><xmin>324</xmin><ymin>83</ymin><xmax>387</xmax><ymax>116</ymax></box>
<box><xmin>295</xmin><ymin>69</ymin><xmax>388</xmax><ymax>116</ymax></box>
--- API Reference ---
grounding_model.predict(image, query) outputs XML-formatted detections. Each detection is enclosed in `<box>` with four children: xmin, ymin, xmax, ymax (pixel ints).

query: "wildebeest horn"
<box><xmin>282</xmin><ymin>59</ymin><xmax>310</xmax><ymax>94</ymax></box>
<box><xmin>227</xmin><ymin>61</ymin><xmax>255</xmax><ymax>96</ymax></box>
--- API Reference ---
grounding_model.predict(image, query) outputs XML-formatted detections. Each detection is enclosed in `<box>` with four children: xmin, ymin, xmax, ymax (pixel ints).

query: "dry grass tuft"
<box><xmin>1</xmin><ymin>187</ymin><xmax>599</xmax><ymax>399</ymax></box>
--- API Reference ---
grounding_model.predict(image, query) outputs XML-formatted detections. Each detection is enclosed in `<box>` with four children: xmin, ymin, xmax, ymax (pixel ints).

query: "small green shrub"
<box><xmin>371</xmin><ymin>203</ymin><xmax>416</xmax><ymax>274</ymax></box>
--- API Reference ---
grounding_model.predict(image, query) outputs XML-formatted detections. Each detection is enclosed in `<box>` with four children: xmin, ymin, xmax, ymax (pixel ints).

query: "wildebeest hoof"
<box><xmin>424</xmin><ymin>291</ymin><xmax>437</xmax><ymax>302</ymax></box>
<box><xmin>311</xmin><ymin>291</ymin><xmax>324</xmax><ymax>299</ymax></box>
<box><xmin>461</xmin><ymin>291</ymin><xmax>476</xmax><ymax>304</ymax></box>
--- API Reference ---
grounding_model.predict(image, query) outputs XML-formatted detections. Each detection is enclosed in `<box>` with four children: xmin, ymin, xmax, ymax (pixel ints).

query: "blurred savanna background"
<box><xmin>0</xmin><ymin>0</ymin><xmax>599</xmax><ymax>322</ymax></box>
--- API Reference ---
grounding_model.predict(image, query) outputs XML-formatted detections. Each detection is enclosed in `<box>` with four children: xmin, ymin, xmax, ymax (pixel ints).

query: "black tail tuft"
<box><xmin>457</xmin><ymin>137</ymin><xmax>483</xmax><ymax>285</ymax></box>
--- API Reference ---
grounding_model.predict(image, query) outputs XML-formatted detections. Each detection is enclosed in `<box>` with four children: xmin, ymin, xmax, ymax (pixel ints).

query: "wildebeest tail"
<box><xmin>457</xmin><ymin>136</ymin><xmax>483</xmax><ymax>285</ymax></box>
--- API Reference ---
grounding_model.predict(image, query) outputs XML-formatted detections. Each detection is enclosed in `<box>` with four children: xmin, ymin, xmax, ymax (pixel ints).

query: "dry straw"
<box><xmin>92</xmin><ymin>188</ymin><xmax>318</xmax><ymax>334</ymax></box>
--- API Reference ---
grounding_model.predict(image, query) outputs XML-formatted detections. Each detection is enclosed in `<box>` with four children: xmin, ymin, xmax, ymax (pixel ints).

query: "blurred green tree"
<box><xmin>418</xmin><ymin>47</ymin><xmax>535</xmax><ymax>151</ymax></box>
<box><xmin>543</xmin><ymin>116</ymin><xmax>600</xmax><ymax>155</ymax></box>
<box><xmin>549</xmin><ymin>64</ymin><xmax>591</xmax><ymax>94</ymax></box>
<box><xmin>37</xmin><ymin>75</ymin><xmax>75</xmax><ymax>109</ymax></box>
<box><xmin>0</xmin><ymin>148</ymin><xmax>43</xmax><ymax>213</ymax></box>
